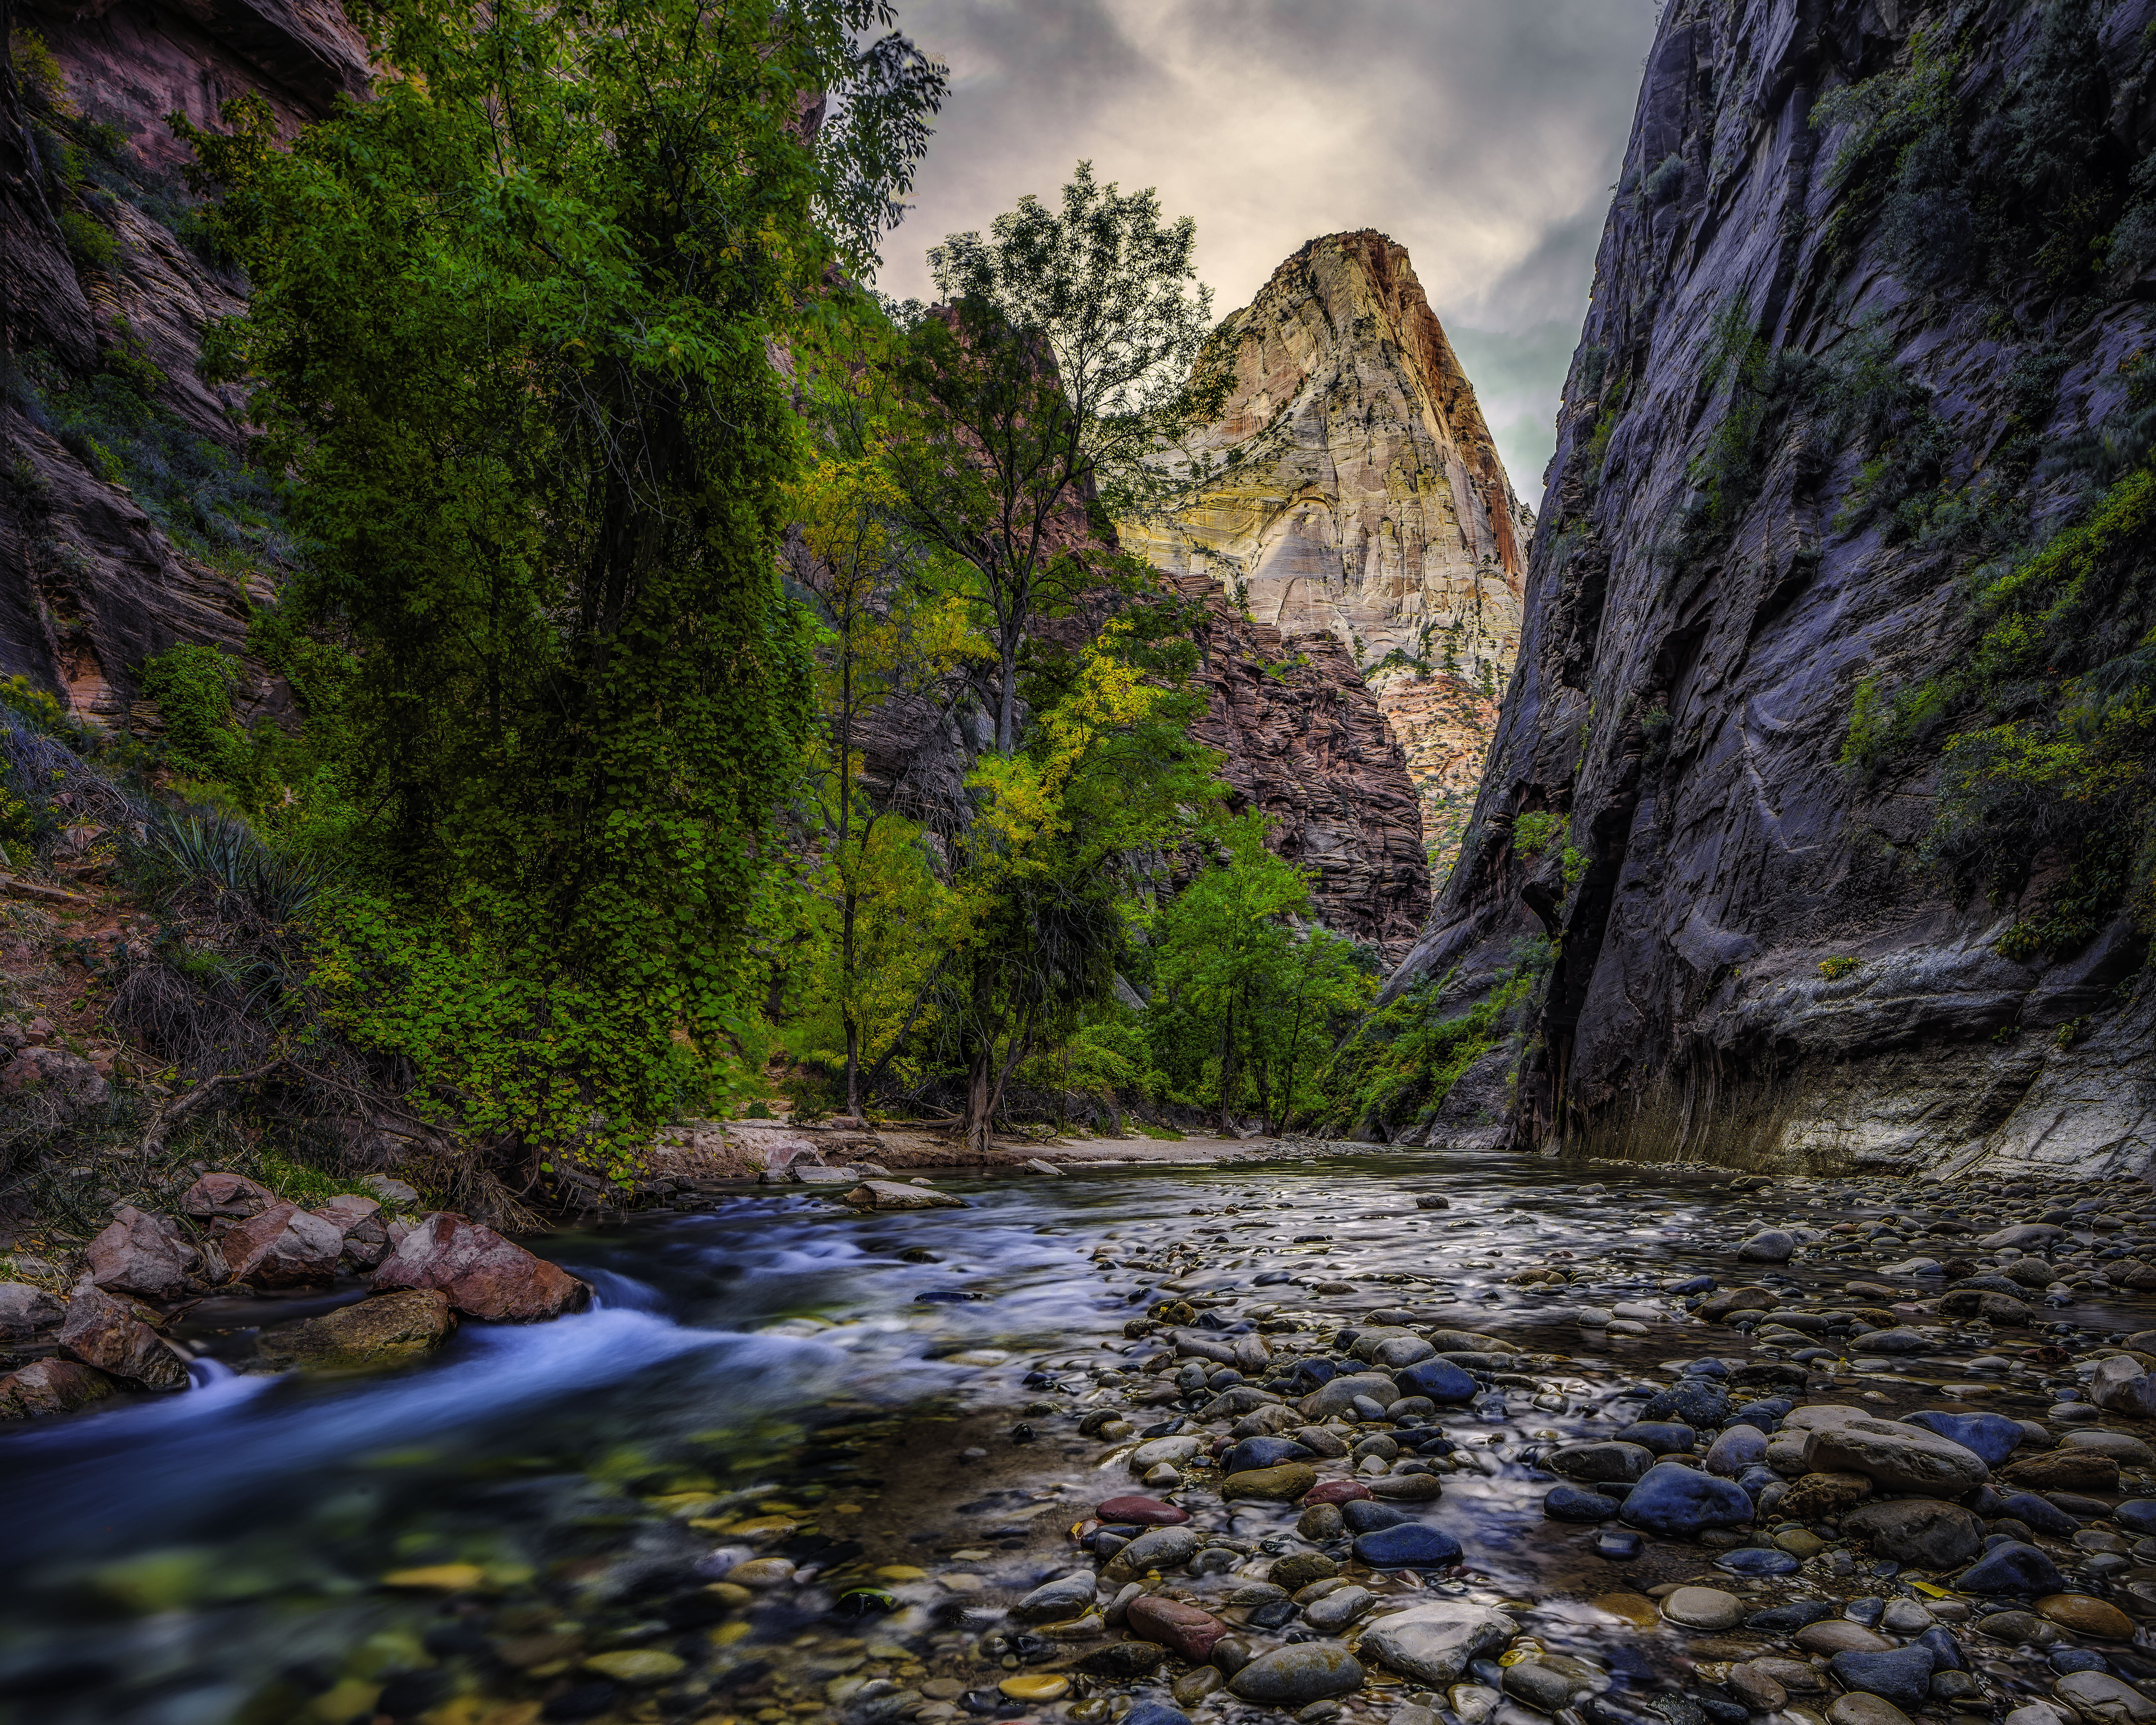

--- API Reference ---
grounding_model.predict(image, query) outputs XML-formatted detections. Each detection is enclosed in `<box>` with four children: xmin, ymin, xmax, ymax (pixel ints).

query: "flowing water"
<box><xmin>0</xmin><ymin>1150</ymin><xmax>2138</xmax><ymax>1725</ymax></box>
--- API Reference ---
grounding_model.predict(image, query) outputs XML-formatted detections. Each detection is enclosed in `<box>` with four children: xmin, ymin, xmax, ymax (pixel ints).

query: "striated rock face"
<box><xmin>1389</xmin><ymin>0</ymin><xmax>2156</xmax><ymax>1177</ymax></box>
<box><xmin>1</xmin><ymin>1</ymin><xmax>367</xmax><ymax>719</ymax></box>
<box><xmin>1122</xmin><ymin>232</ymin><xmax>1533</xmax><ymax>879</ymax></box>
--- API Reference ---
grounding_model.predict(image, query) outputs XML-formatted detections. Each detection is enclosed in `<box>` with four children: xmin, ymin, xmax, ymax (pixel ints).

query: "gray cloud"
<box><xmin>879</xmin><ymin>0</ymin><xmax>1660</xmax><ymax>493</ymax></box>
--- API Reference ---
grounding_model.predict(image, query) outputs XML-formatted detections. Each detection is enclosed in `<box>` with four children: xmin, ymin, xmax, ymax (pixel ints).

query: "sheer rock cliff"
<box><xmin>2</xmin><ymin>1</ymin><xmax>368</xmax><ymax>723</ymax></box>
<box><xmin>1389</xmin><ymin>0</ymin><xmax>2156</xmax><ymax>1178</ymax></box>
<box><xmin>1120</xmin><ymin>232</ymin><xmax>1533</xmax><ymax>884</ymax></box>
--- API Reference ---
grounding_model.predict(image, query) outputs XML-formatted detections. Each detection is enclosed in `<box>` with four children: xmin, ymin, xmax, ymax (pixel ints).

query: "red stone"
<box><xmin>1126</xmin><ymin>1595</ymin><xmax>1229</xmax><ymax>1660</ymax></box>
<box><xmin>1097</xmin><ymin>1495</ymin><xmax>1191</xmax><ymax>1526</ymax></box>
<box><xmin>369</xmin><ymin>1212</ymin><xmax>592</xmax><ymax>1322</ymax></box>
<box><xmin>1304</xmin><ymin>1480</ymin><xmax>1374</xmax><ymax>1504</ymax></box>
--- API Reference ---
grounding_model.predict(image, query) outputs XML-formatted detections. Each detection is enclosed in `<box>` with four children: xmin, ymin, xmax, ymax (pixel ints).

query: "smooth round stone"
<box><xmin>2038</xmin><ymin>1594</ymin><xmax>2136</xmax><ymax>1639</ymax></box>
<box><xmin>1828</xmin><ymin>1647</ymin><xmax>1937</xmax><ymax>1708</ymax></box>
<box><xmin>585</xmin><ymin>1649</ymin><xmax>688</xmax><ymax>1685</ymax></box>
<box><xmin>2063</xmin><ymin>1430</ymin><xmax>2156</xmax><ymax>1467</ymax></box>
<box><xmin>1662</xmin><ymin>1586</ymin><xmax>1745</xmax><ymax>1630</ymax></box>
<box><xmin>1901</xmin><ymin>1410</ymin><xmax>2028</xmax><ymax>1467</ymax></box>
<box><xmin>1703</xmin><ymin>1425</ymin><xmax>1767</xmax><ymax>1476</ymax></box>
<box><xmin>2117</xmin><ymin>1500</ymin><xmax>2156</xmax><ymax>1536</ymax></box>
<box><xmin>1739</xmin><ymin>1231</ymin><xmax>1796</xmax><ymax>1263</ymax></box>
<box><xmin>1226</xmin><ymin>1643</ymin><xmax>1364</xmax><ymax>1706</ymax></box>
<box><xmin>1795</xmin><ymin>1622</ymin><xmax>1896</xmax><ymax>1654</ymax></box>
<box><xmin>1546</xmin><ymin>1484</ymin><xmax>1620</xmax><ymax>1523</ymax></box>
<box><xmin>1717</xmin><ymin>1546</ymin><xmax>1800</xmax><ymax>1576</ymax></box>
<box><xmin>1618</xmin><ymin>1462</ymin><xmax>1754</xmax><ymax>1535</ymax></box>
<box><xmin>1270</xmin><ymin>1554</ymin><xmax>1338</xmax><ymax>1589</ymax></box>
<box><xmin>1616</xmin><ymin>1421</ymin><xmax>1697</xmax><ymax>1455</ymax></box>
<box><xmin>1595</xmin><ymin>1529</ymin><xmax>1643</xmax><ymax>1561</ymax></box>
<box><xmin>1097</xmin><ymin>1495</ymin><xmax>1190</xmax><ymax>1526</ymax></box>
<box><xmin>1225</xmin><ymin>1437</ymin><xmax>1316</xmax><ymax>1474</ymax></box>
<box><xmin>1302</xmin><ymin>1586</ymin><xmax>1373</xmax><ymax>1634</ymax></box>
<box><xmin>1305</xmin><ymin>1480</ymin><xmax>1374</xmax><ymax>1505</ymax></box>
<box><xmin>1079</xmin><ymin>1644</ymin><xmax>1168</xmax><ymax>1679</ymax></box>
<box><xmin>1127</xmin><ymin>1596</ymin><xmax>1230</xmax><ymax>1660</ymax></box>
<box><xmin>2051</xmin><ymin>1671</ymin><xmax>2156</xmax><ymax>1725</ymax></box>
<box><xmin>1343</xmin><ymin>1500</ymin><xmax>1412</xmax><ymax>1534</ymax></box>
<box><xmin>1352</xmin><ymin>1524</ymin><xmax>1463</xmax><ymax>1569</ymax></box>
<box><xmin>1394</xmin><ymin>1359</ymin><xmax>1477</xmax><ymax>1403</ymax></box>
<box><xmin>1122</xmin><ymin>1704</ymin><xmax>1191</xmax><ymax>1725</ymax></box>
<box><xmin>1001</xmin><ymin>1676</ymin><xmax>1071</xmax><ymax>1703</ymax></box>
<box><xmin>1591</xmin><ymin>1593</ymin><xmax>1661</xmax><ymax>1629</ymax></box>
<box><xmin>1959</xmin><ymin>1540</ymin><xmax>2064</xmax><ymax>1596</ymax></box>
<box><xmin>725</xmin><ymin>1557</ymin><xmax>796</xmax><ymax>1589</ymax></box>
<box><xmin>1369</xmin><ymin>1472</ymin><xmax>1447</xmax><ymax>1502</ymax></box>
<box><xmin>1223</xmin><ymin>1463</ymin><xmax>1318</xmax><ymax>1502</ymax></box>
<box><xmin>1729</xmin><ymin>1663</ymin><xmax>1789</xmax><ymax>1713</ymax></box>
<box><xmin>1828</xmin><ymin>1696</ymin><xmax>1913</xmax><ymax>1725</ymax></box>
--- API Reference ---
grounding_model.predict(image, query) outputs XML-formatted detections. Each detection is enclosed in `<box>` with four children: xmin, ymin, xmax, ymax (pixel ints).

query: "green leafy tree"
<box><xmin>176</xmin><ymin>0</ymin><xmax>943</xmax><ymax>1177</ymax></box>
<box><xmin>1145</xmin><ymin>811</ymin><xmax>1373</xmax><ymax>1134</ymax></box>
<box><xmin>886</xmin><ymin>162</ymin><xmax>1226</xmax><ymax>755</ymax></box>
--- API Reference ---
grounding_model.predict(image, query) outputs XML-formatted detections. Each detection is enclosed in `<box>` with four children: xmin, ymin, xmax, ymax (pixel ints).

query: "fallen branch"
<box><xmin>137</xmin><ymin>1057</ymin><xmax>297</xmax><ymax>1158</ymax></box>
<box><xmin>0</xmin><ymin>876</ymin><xmax>94</xmax><ymax>907</ymax></box>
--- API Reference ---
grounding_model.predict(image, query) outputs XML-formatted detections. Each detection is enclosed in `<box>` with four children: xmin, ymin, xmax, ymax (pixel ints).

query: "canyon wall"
<box><xmin>1120</xmin><ymin>231</ymin><xmax>1533</xmax><ymax>883</ymax></box>
<box><xmin>1390</xmin><ymin>0</ymin><xmax>2156</xmax><ymax>1179</ymax></box>
<box><xmin>2</xmin><ymin>1</ymin><xmax>369</xmax><ymax>724</ymax></box>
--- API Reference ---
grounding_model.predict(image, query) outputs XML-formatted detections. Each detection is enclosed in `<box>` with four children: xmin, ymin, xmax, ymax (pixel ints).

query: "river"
<box><xmin>1</xmin><ymin>1149</ymin><xmax>2147</xmax><ymax>1725</ymax></box>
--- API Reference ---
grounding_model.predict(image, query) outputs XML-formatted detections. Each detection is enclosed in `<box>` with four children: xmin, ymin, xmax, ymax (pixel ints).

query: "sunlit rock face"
<box><xmin>1120</xmin><ymin>231</ymin><xmax>1534</xmax><ymax>882</ymax></box>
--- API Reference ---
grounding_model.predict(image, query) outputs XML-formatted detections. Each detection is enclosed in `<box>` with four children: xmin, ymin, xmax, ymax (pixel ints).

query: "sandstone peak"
<box><xmin>1122</xmin><ymin>231</ymin><xmax>1534</xmax><ymax>880</ymax></box>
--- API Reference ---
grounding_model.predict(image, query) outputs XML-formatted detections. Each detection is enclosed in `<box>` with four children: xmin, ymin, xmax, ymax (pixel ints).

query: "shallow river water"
<box><xmin>4</xmin><ymin>1149</ymin><xmax>2153</xmax><ymax>1725</ymax></box>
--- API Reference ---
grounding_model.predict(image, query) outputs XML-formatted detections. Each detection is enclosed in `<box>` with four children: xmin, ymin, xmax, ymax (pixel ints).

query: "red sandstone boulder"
<box><xmin>86</xmin><ymin>1205</ymin><xmax>200</xmax><ymax>1300</ymax></box>
<box><xmin>180</xmin><ymin>1171</ymin><xmax>278</xmax><ymax>1219</ymax></box>
<box><xmin>1096</xmin><ymin>1495</ymin><xmax>1190</xmax><ymax>1526</ymax></box>
<box><xmin>312</xmin><ymin>1193</ymin><xmax>391</xmax><ymax>1269</ymax></box>
<box><xmin>58</xmin><ymin>1281</ymin><xmax>190</xmax><ymax>1390</ymax></box>
<box><xmin>1125</xmin><ymin>1596</ymin><xmax>1230</xmax><ymax>1660</ymax></box>
<box><xmin>223</xmin><ymin>1201</ymin><xmax>345</xmax><ymax>1289</ymax></box>
<box><xmin>367</xmin><ymin>1213</ymin><xmax>591</xmax><ymax>1321</ymax></box>
<box><xmin>0</xmin><ymin>1357</ymin><xmax>117</xmax><ymax>1419</ymax></box>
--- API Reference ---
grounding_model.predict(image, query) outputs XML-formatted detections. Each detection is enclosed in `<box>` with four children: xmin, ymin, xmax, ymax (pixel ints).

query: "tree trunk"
<box><xmin>964</xmin><ymin>1043</ymin><xmax>993</xmax><ymax>1157</ymax></box>
<box><xmin>995</xmin><ymin>627</ymin><xmax>1020</xmax><ymax>754</ymax></box>
<box><xmin>1217</xmin><ymin>997</ymin><xmax>1236</xmax><ymax>1137</ymax></box>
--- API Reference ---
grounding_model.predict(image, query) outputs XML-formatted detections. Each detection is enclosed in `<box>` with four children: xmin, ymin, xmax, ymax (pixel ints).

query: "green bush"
<box><xmin>1512</xmin><ymin>811</ymin><xmax>1565</xmax><ymax>860</ymax></box>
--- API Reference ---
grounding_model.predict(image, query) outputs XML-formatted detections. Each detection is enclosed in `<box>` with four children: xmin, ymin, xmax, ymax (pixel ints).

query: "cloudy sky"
<box><xmin>877</xmin><ymin>0</ymin><xmax>1664</xmax><ymax>501</ymax></box>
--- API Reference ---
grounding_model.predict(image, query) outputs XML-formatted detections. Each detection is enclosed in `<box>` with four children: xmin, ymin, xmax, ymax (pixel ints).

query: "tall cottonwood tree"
<box><xmin>179</xmin><ymin>0</ymin><xmax>943</xmax><ymax>1175</ymax></box>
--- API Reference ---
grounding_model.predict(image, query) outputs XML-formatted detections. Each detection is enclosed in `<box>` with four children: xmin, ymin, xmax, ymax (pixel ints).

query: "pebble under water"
<box><xmin>7</xmin><ymin>1148</ymin><xmax>2156</xmax><ymax>1725</ymax></box>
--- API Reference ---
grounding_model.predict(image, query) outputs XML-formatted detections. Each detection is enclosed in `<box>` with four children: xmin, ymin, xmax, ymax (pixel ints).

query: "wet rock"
<box><xmin>368</xmin><ymin>1213</ymin><xmax>593</xmax><ymax>1321</ymax></box>
<box><xmin>1369</xmin><ymin>1471</ymin><xmax>1447</xmax><ymax>1501</ymax></box>
<box><xmin>1852</xmin><ymin>1328</ymin><xmax>1937</xmax><ymax>1355</ymax></box>
<box><xmin>1802</xmin><ymin>1416</ymin><xmax>1990</xmax><ymax>1494</ymax></box>
<box><xmin>1127</xmin><ymin>1596</ymin><xmax>1229</xmax><ymax>1660</ymax></box>
<box><xmin>1840</xmin><ymin>1499</ymin><xmax>1984</xmax><ymax>1569</ymax></box>
<box><xmin>1900</xmin><ymin>1410</ymin><xmax>2028</xmax><ymax>1467</ymax></box>
<box><xmin>1299</xmin><ymin>1373</ymin><xmax>1407</xmax><ymax>1419</ymax></box>
<box><xmin>1370</xmin><ymin>1334</ymin><xmax>1437</xmax><ymax>1368</ymax></box>
<box><xmin>0</xmin><ymin>1357</ymin><xmax>116</xmax><ymax>1418</ymax></box>
<box><xmin>57</xmin><ymin>1280</ymin><xmax>189</xmax><ymax>1390</ymax></box>
<box><xmin>180</xmin><ymin>1171</ymin><xmax>277</xmax><ymax>1219</ymax></box>
<box><xmin>1616</xmin><ymin>1421</ymin><xmax>1696</xmax><ymax>1455</ymax></box>
<box><xmin>1828</xmin><ymin>1696</ymin><xmax>1914</xmax><ymax>1725</ymax></box>
<box><xmin>1716</xmin><ymin>1546</ymin><xmax>1799</xmax><ymax>1576</ymax></box>
<box><xmin>1661</xmin><ymin>1587</ymin><xmax>1744</xmax><ymax>1630</ymax></box>
<box><xmin>1227</xmin><ymin>1643</ymin><xmax>1364</xmax><ymax>1706</ymax></box>
<box><xmin>1104</xmin><ymin>1526</ymin><xmax>1200</xmax><ymax>1581</ymax></box>
<box><xmin>1127</xmin><ymin>1436</ymin><xmax>1204</xmax><ymax>1476</ymax></box>
<box><xmin>1225</xmin><ymin>1436</ymin><xmax>1314</xmax><ymax>1473</ymax></box>
<box><xmin>1172</xmin><ymin>1669</ymin><xmax>1224</xmax><ymax>1706</ymax></box>
<box><xmin>2113</xmin><ymin>1499</ymin><xmax>2156</xmax><ymax>1536</ymax></box>
<box><xmin>1702</xmin><ymin>1426</ymin><xmax>1765</xmax><ymax>1476</ymax></box>
<box><xmin>1982</xmin><ymin>1225</ymin><xmax>2068</xmax><ymax>1250</ymax></box>
<box><xmin>1727</xmin><ymin>1663</ymin><xmax>1788</xmax><ymax>1713</ymax></box>
<box><xmin>1976</xmin><ymin>1611</ymin><xmax>2063</xmax><ymax>1646</ymax></box>
<box><xmin>2087</xmin><ymin>1359</ymin><xmax>2156</xmax><ymax>1420</ymax></box>
<box><xmin>1393</xmin><ymin>1359</ymin><xmax>1477</xmax><ymax>1403</ymax></box>
<box><xmin>1617</xmin><ymin>1462</ymin><xmax>1753</xmax><ymax>1535</ymax></box>
<box><xmin>1223</xmin><ymin>1463</ymin><xmax>1316</xmax><ymax>1502</ymax></box>
<box><xmin>1939</xmin><ymin>1289</ymin><xmax>2038</xmax><ymax>1324</ymax></box>
<box><xmin>1505</xmin><ymin>1657</ymin><xmax>1602</xmax><ymax>1713</ymax></box>
<box><xmin>1748</xmin><ymin>1602</ymin><xmax>1839</xmax><ymax>1634</ymax></box>
<box><xmin>1078</xmin><ymin>1643</ymin><xmax>1166</xmax><ymax>1680</ymax></box>
<box><xmin>2037</xmin><ymin>1595</ymin><xmax>2135</xmax><ymax>1640</ymax></box>
<box><xmin>1780</xmin><ymin>1471</ymin><xmax>1874</xmax><ymax>1519</ymax></box>
<box><xmin>2000</xmin><ymin>1451</ymin><xmax>2120</xmax><ymax>1492</ymax></box>
<box><xmin>1594</xmin><ymin>1528</ymin><xmax>1643</xmax><ymax>1560</ymax></box>
<box><xmin>1302</xmin><ymin>1586</ymin><xmax>1372</xmax><ymax>1633</ymax></box>
<box><xmin>1959</xmin><ymin>1541</ymin><xmax>2065</xmax><ymax>1596</ymax></box>
<box><xmin>585</xmin><ymin>1649</ymin><xmax>685</xmax><ymax>1685</ymax></box>
<box><xmin>1795</xmin><ymin>1623</ymin><xmax>1896</xmax><ymax>1655</ymax></box>
<box><xmin>1296</xmin><ymin>1426</ymin><xmax>1351</xmax><ymax>1459</ymax></box>
<box><xmin>86</xmin><ymin>1206</ymin><xmax>200</xmax><ymax>1300</ymax></box>
<box><xmin>312</xmin><ymin>1194</ymin><xmax>389</xmax><ymax>1269</ymax></box>
<box><xmin>1012</xmin><ymin>1573</ymin><xmax>1097</xmax><ymax>1622</ymax></box>
<box><xmin>999</xmin><ymin>1674</ymin><xmax>1069</xmax><ymax>1703</ymax></box>
<box><xmin>726</xmin><ymin>1557</ymin><xmax>795</xmax><ymax>1588</ymax></box>
<box><xmin>2061</xmin><ymin>1430</ymin><xmax>2156</xmax><ymax>1467</ymax></box>
<box><xmin>1550</xmin><ymin>1441</ymin><xmax>1654</xmax><ymax>1484</ymax></box>
<box><xmin>1270</xmin><ymin>1553</ymin><xmax>1337</xmax><ymax>1589</ymax></box>
<box><xmin>1351</xmin><ymin>1524</ymin><xmax>1461</xmax><ymax>1568</ymax></box>
<box><xmin>0</xmin><ymin>1282</ymin><xmax>66</xmax><ymax>1339</ymax></box>
<box><xmin>1343</xmin><ymin>1500</ymin><xmax>1410</xmax><ymax>1533</ymax></box>
<box><xmin>1415</xmin><ymin>1195</ymin><xmax>1450</xmax><ymax>1210</ymax></box>
<box><xmin>1097</xmin><ymin>1495</ymin><xmax>1188</xmax><ymax>1526</ymax></box>
<box><xmin>2053</xmin><ymin>1671</ymin><xmax>2156</xmax><ymax>1725</ymax></box>
<box><xmin>841</xmin><ymin>1180</ymin><xmax>967</xmax><ymax>1210</ymax></box>
<box><xmin>222</xmin><ymin>1201</ymin><xmax>345</xmax><ymax>1290</ymax></box>
<box><xmin>1829</xmin><ymin>1647</ymin><xmax>1937</xmax><ymax>1708</ymax></box>
<box><xmin>1643</xmin><ymin>1380</ymin><xmax>1730</xmax><ymax>1427</ymax></box>
<box><xmin>256</xmin><ymin>1289</ymin><xmax>455</xmax><ymax>1373</ymax></box>
<box><xmin>1546</xmin><ymin>1484</ymin><xmax>1621</xmax><ymax>1522</ymax></box>
<box><xmin>1358</xmin><ymin>1601</ymin><xmax>1517</xmax><ymax>1686</ymax></box>
<box><xmin>1738</xmin><ymin>1232</ymin><xmax>1794</xmax><ymax>1264</ymax></box>
<box><xmin>1697</xmin><ymin>1287</ymin><xmax>1776</xmax><ymax>1321</ymax></box>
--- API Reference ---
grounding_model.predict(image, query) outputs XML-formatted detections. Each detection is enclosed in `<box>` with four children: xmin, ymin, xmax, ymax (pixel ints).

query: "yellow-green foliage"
<box><xmin>1309</xmin><ymin>962</ymin><xmax>1537</xmax><ymax>1141</ymax></box>
<box><xmin>1512</xmin><ymin>811</ymin><xmax>1565</xmax><ymax>860</ymax></box>
<box><xmin>1819</xmin><ymin>956</ymin><xmax>1862</xmax><ymax>981</ymax></box>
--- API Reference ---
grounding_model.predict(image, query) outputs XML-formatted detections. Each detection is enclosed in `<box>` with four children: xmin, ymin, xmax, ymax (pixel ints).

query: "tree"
<box><xmin>1145</xmin><ymin>811</ymin><xmax>1373</xmax><ymax>1134</ymax></box>
<box><xmin>179</xmin><ymin>0</ymin><xmax>944</xmax><ymax>1178</ymax></box>
<box><xmin>886</xmin><ymin>163</ymin><xmax>1227</xmax><ymax>755</ymax></box>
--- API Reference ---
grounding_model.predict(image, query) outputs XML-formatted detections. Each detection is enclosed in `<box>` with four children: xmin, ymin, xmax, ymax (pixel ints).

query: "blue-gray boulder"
<box><xmin>1352</xmin><ymin>1524</ymin><xmax>1463</xmax><ymax>1568</ymax></box>
<box><xmin>1958</xmin><ymin>1540</ymin><xmax>2064</xmax><ymax>1596</ymax></box>
<box><xmin>1394</xmin><ymin>1359</ymin><xmax>1477</xmax><ymax>1404</ymax></box>
<box><xmin>1642</xmin><ymin>1380</ymin><xmax>1730</xmax><ymax>1427</ymax></box>
<box><xmin>1224</xmin><ymin>1436</ymin><xmax>1314</xmax><ymax>1474</ymax></box>
<box><xmin>1617</xmin><ymin>1462</ymin><xmax>1754</xmax><ymax>1535</ymax></box>
<box><xmin>1829</xmin><ymin>1647</ymin><xmax>1936</xmax><ymax>1708</ymax></box>
<box><xmin>1901</xmin><ymin>1410</ymin><xmax>2026</xmax><ymax>1467</ymax></box>
<box><xmin>1545</xmin><ymin>1484</ymin><xmax>1620</xmax><ymax>1522</ymax></box>
<box><xmin>1615</xmin><ymin>1421</ymin><xmax>1696</xmax><ymax>1455</ymax></box>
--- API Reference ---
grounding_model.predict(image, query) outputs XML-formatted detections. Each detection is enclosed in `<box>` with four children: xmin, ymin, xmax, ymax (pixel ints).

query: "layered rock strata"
<box><xmin>1</xmin><ymin>1</ymin><xmax>368</xmax><ymax>719</ymax></box>
<box><xmin>1388</xmin><ymin>0</ymin><xmax>2156</xmax><ymax>1176</ymax></box>
<box><xmin>1122</xmin><ymin>232</ymin><xmax>1533</xmax><ymax>880</ymax></box>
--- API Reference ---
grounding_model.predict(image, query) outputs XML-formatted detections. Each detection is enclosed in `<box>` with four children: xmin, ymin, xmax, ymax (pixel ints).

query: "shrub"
<box><xmin>1818</xmin><ymin>956</ymin><xmax>1862</xmax><ymax>980</ymax></box>
<box><xmin>1512</xmin><ymin>811</ymin><xmax>1566</xmax><ymax>860</ymax></box>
